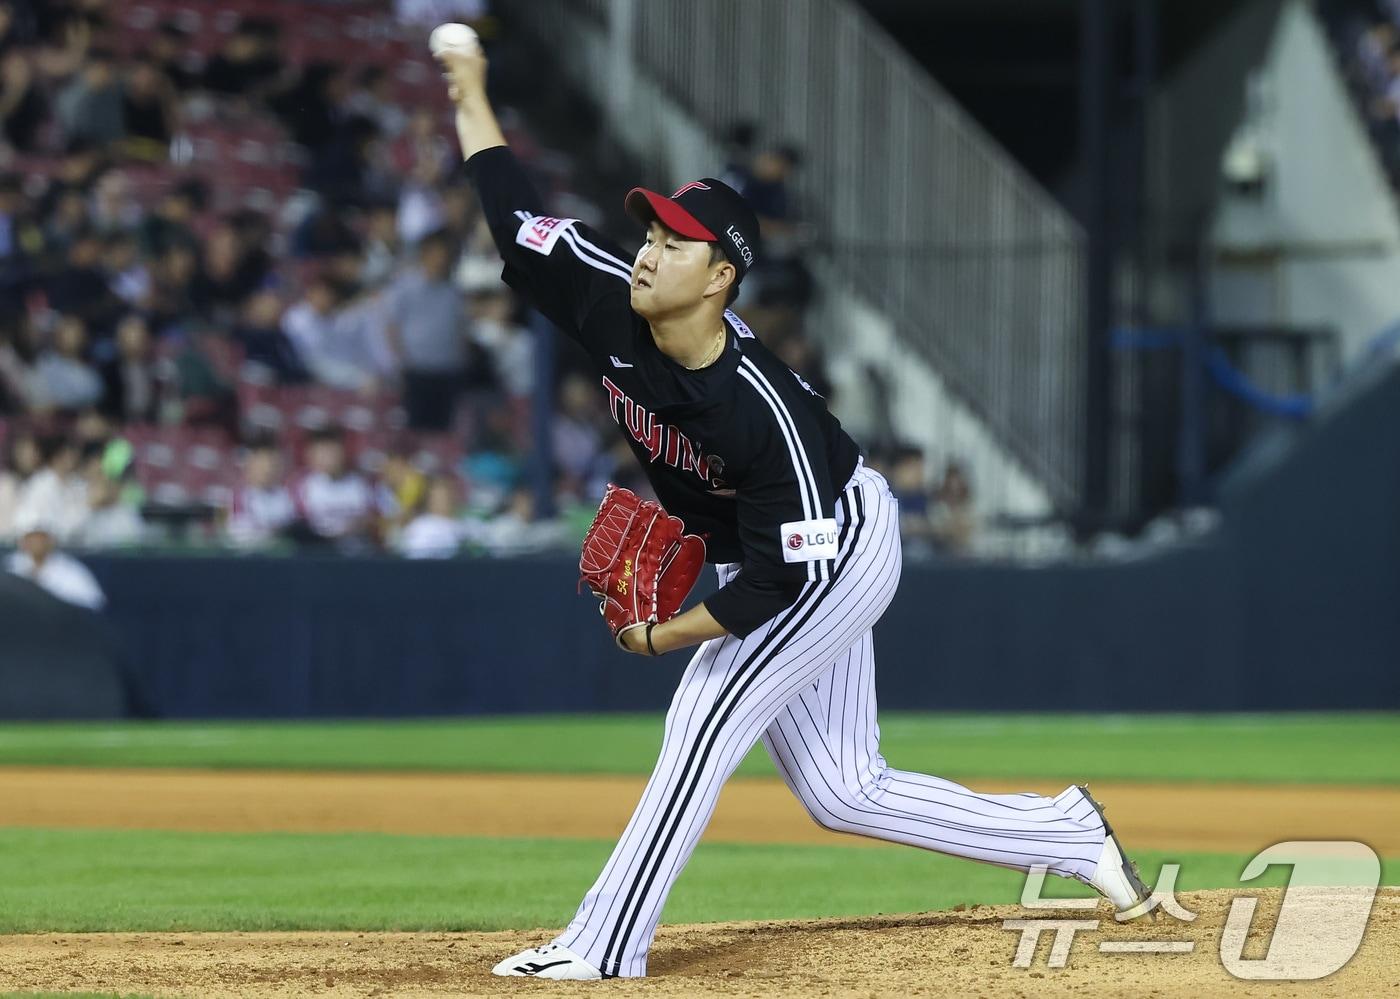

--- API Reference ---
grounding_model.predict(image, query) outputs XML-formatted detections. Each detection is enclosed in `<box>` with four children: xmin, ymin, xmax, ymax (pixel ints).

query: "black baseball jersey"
<box><xmin>465</xmin><ymin>146</ymin><xmax>860</xmax><ymax>637</ymax></box>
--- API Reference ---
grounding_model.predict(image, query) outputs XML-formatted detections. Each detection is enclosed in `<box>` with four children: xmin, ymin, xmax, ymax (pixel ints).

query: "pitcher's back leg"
<box><xmin>762</xmin><ymin>631</ymin><xmax>1106</xmax><ymax>881</ymax></box>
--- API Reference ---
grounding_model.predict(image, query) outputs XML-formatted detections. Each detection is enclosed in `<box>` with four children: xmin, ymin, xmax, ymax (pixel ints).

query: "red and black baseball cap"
<box><xmin>625</xmin><ymin>179</ymin><xmax>760</xmax><ymax>280</ymax></box>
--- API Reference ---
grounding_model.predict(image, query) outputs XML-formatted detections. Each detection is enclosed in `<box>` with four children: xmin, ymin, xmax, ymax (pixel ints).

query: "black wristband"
<box><xmin>645</xmin><ymin>622</ymin><xmax>658</xmax><ymax>657</ymax></box>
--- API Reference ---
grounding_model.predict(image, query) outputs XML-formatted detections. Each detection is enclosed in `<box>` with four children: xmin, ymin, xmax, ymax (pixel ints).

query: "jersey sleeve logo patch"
<box><xmin>515</xmin><ymin>215</ymin><xmax>579</xmax><ymax>255</ymax></box>
<box><xmin>780</xmin><ymin>518</ymin><xmax>839</xmax><ymax>563</ymax></box>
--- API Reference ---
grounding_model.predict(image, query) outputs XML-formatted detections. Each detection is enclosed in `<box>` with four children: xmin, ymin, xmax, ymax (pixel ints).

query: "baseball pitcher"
<box><xmin>434</xmin><ymin>32</ymin><xmax>1153</xmax><ymax>981</ymax></box>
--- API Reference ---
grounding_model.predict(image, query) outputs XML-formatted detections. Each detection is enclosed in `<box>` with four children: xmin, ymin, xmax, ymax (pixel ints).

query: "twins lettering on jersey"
<box><xmin>602</xmin><ymin>376</ymin><xmax>724</xmax><ymax>488</ymax></box>
<box><xmin>779</xmin><ymin>517</ymin><xmax>840</xmax><ymax>564</ymax></box>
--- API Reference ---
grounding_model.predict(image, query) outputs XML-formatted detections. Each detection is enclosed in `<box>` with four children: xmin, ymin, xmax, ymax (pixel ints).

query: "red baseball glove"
<box><xmin>578</xmin><ymin>484</ymin><xmax>706</xmax><ymax>652</ymax></box>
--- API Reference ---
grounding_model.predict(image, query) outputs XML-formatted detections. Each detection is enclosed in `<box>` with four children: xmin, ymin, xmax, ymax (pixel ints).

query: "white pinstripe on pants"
<box><xmin>556</xmin><ymin>462</ymin><xmax>1108</xmax><ymax>978</ymax></box>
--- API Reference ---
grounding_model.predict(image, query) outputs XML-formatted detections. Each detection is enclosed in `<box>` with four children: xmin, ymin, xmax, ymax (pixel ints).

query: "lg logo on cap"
<box><xmin>727</xmin><ymin>225</ymin><xmax>754</xmax><ymax>266</ymax></box>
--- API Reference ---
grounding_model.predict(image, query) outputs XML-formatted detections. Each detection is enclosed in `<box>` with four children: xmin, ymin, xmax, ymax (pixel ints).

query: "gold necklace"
<box><xmin>683</xmin><ymin>327</ymin><xmax>727</xmax><ymax>371</ymax></box>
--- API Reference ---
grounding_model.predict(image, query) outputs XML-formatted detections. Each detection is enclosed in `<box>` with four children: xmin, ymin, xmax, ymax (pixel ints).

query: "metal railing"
<box><xmin>511</xmin><ymin>0</ymin><xmax>1086</xmax><ymax>506</ymax></box>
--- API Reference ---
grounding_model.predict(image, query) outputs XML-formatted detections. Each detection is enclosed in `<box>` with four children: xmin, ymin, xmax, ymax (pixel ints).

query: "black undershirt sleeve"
<box><xmin>701</xmin><ymin>410</ymin><xmax>833</xmax><ymax>639</ymax></box>
<box><xmin>704</xmin><ymin>572</ymin><xmax>806</xmax><ymax>639</ymax></box>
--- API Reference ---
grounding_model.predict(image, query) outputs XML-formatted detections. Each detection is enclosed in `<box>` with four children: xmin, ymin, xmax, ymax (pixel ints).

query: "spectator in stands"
<box><xmin>71</xmin><ymin>408</ymin><xmax>125</xmax><ymax>469</ymax></box>
<box><xmin>282</xmin><ymin>275</ymin><xmax>383</xmax><ymax>393</ymax></box>
<box><xmin>0</xmin><ymin>1</ymin><xmax>29</xmax><ymax>55</ymax></box>
<box><xmin>33</xmin><ymin>9</ymin><xmax>93</xmax><ymax>91</ymax></box>
<box><xmin>226</xmin><ymin>439</ymin><xmax>296</xmax><ymax>549</ymax></box>
<box><xmin>885</xmin><ymin>445</ymin><xmax>935</xmax><ymax>555</ymax></box>
<box><xmin>383</xmin><ymin>228</ymin><xmax>470</xmax><ymax>430</ymax></box>
<box><xmin>719</xmin><ymin>120</ymin><xmax>758</xmax><ymax>197</ymax></box>
<box><xmin>4</xmin><ymin>510</ymin><xmax>105</xmax><ymax>610</ymax></box>
<box><xmin>193</xmin><ymin>218</ymin><xmax>270</xmax><ymax>322</ymax></box>
<box><xmin>143</xmin><ymin>241</ymin><xmax>201</xmax><ymax>335</ymax></box>
<box><xmin>0</xmin><ymin>48</ymin><xmax>45</xmax><ymax>153</ymax></box>
<box><xmin>0</xmin><ymin>172</ymin><xmax>39</xmax><ymax>282</ymax></box>
<box><xmin>290</xmin><ymin>200</ymin><xmax>358</xmax><ymax>261</ymax></box>
<box><xmin>91</xmin><ymin>169</ymin><xmax>140</xmax><ymax>235</ymax></box>
<box><xmin>31</xmin><ymin>313</ymin><xmax>102</xmax><ymax>413</ymax></box>
<box><xmin>360</xmin><ymin>200</ymin><xmax>401</xmax><ymax>289</ymax></box>
<box><xmin>393</xmin><ymin>111</ymin><xmax>453</xmax><ymax>244</ymax></box>
<box><xmin>396</xmin><ymin>474</ymin><xmax>462</xmax><ymax>558</ymax></box>
<box><xmin>1378</xmin><ymin>51</ymin><xmax>1400</xmax><ymax>128</ymax></box>
<box><xmin>147</xmin><ymin>23</ymin><xmax>198</xmax><ymax>92</ymax></box>
<box><xmin>99</xmin><ymin>313</ymin><xmax>159</xmax><ymax>424</ymax></box>
<box><xmin>462</xmin><ymin>485</ymin><xmax>566</xmax><ymax>557</ymax></box>
<box><xmin>0</xmin><ymin>308</ymin><xmax>34</xmax><ymax>407</ymax></box>
<box><xmin>201</xmin><ymin>18</ymin><xmax>284</xmax><ymax>103</ymax></box>
<box><xmin>0</xmin><ymin>427</ymin><xmax>40</xmax><ymax>542</ymax></box>
<box><xmin>39</xmin><ymin>189</ymin><xmax>85</xmax><ymax>270</ymax></box>
<box><xmin>120</xmin><ymin>57</ymin><xmax>178</xmax><ymax>158</ymax></box>
<box><xmin>471</xmin><ymin>287</ymin><xmax>532</xmax><ymax>400</ymax></box>
<box><xmin>552</xmin><ymin>373</ymin><xmax>608</xmax><ymax>501</ymax></box>
<box><xmin>295</xmin><ymin>427</ymin><xmax>374</xmax><ymax>546</ymax></box>
<box><xmin>14</xmin><ymin>435</ymin><xmax>87</xmax><ymax>542</ymax></box>
<box><xmin>347</xmin><ymin>66</ymin><xmax>408</xmax><ymax>141</ymax></box>
<box><xmin>276</xmin><ymin>61</ymin><xmax>350</xmax><ymax>150</ymax></box>
<box><xmin>103</xmin><ymin>231</ymin><xmax>151</xmax><ymax>307</ymax></box>
<box><xmin>233</xmin><ymin>290</ymin><xmax>308</xmax><ymax>385</ymax></box>
<box><xmin>49</xmin><ymin>139</ymin><xmax>105</xmax><ymax>200</ymax></box>
<box><xmin>454</xmin><ymin>214</ymin><xmax>501</xmax><ymax>292</ymax></box>
<box><xmin>930</xmin><ymin>459</ymin><xmax>977</xmax><ymax>555</ymax></box>
<box><xmin>745</xmin><ymin>145</ymin><xmax>801</xmax><ymax>227</ymax></box>
<box><xmin>55</xmin><ymin>46</ymin><xmax>123</xmax><ymax>148</ymax></box>
<box><xmin>436</xmin><ymin>185</ymin><xmax>477</xmax><ymax>245</ymax></box>
<box><xmin>308</xmin><ymin>114</ymin><xmax>389</xmax><ymax>208</ymax></box>
<box><xmin>1358</xmin><ymin>22</ymin><xmax>1397</xmax><ymax>92</ymax></box>
<box><xmin>746</xmin><ymin>145</ymin><xmax>814</xmax><ymax>310</ymax></box>
<box><xmin>377</xmin><ymin>446</ymin><xmax>428</xmax><ymax>534</ymax></box>
<box><xmin>165</xmin><ymin>332</ymin><xmax>234</xmax><ymax>430</ymax></box>
<box><xmin>48</xmin><ymin>227</ymin><xmax>123</xmax><ymax>332</ymax></box>
<box><xmin>459</xmin><ymin>405</ymin><xmax>521</xmax><ymax>512</ymax></box>
<box><xmin>138</xmin><ymin>179</ymin><xmax>203</xmax><ymax>259</ymax></box>
<box><xmin>74</xmin><ymin>451</ymin><xmax>143</xmax><ymax>548</ymax></box>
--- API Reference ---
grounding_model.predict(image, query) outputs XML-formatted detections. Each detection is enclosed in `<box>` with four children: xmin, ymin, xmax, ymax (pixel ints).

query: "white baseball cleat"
<box><xmin>1078</xmin><ymin>784</ymin><xmax>1155</xmax><ymax>920</ymax></box>
<box><xmin>491</xmin><ymin>942</ymin><xmax>602</xmax><ymax>980</ymax></box>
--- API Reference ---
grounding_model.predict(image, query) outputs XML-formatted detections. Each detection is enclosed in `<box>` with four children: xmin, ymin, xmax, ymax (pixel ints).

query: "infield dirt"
<box><xmin>0</xmin><ymin>767</ymin><xmax>1398</xmax><ymax>853</ymax></box>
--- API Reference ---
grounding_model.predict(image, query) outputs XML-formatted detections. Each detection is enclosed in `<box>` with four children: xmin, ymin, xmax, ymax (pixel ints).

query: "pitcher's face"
<box><xmin>630</xmin><ymin>222</ymin><xmax>720</xmax><ymax>319</ymax></box>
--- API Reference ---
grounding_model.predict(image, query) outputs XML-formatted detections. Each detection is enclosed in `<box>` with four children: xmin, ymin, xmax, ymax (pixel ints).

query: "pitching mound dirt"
<box><xmin>1</xmin><ymin>889</ymin><xmax>1395</xmax><ymax>998</ymax></box>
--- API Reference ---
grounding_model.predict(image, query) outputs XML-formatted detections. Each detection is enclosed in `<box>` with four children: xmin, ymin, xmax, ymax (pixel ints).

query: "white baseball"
<box><xmin>429</xmin><ymin>22</ymin><xmax>479</xmax><ymax>57</ymax></box>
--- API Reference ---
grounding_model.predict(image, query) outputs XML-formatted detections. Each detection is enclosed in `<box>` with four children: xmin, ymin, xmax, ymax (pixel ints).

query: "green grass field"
<box><xmin>6</xmin><ymin>827</ymin><xmax>1392</xmax><ymax>935</ymax></box>
<box><xmin>0</xmin><ymin>713</ymin><xmax>1396</xmax><ymax>937</ymax></box>
<box><xmin>0</xmin><ymin>712</ymin><xmax>1395</xmax><ymax>782</ymax></box>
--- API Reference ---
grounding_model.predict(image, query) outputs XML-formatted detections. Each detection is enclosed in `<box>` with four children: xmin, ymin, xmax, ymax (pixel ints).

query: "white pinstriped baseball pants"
<box><xmin>556</xmin><ymin>462</ymin><xmax>1109</xmax><ymax>978</ymax></box>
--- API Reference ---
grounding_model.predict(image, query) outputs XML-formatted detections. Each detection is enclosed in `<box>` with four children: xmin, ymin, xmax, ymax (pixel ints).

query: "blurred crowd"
<box><xmin>1338</xmin><ymin>0</ymin><xmax>1400</xmax><ymax>180</ymax></box>
<box><xmin>0</xmin><ymin>0</ymin><xmax>974</xmax><ymax>580</ymax></box>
